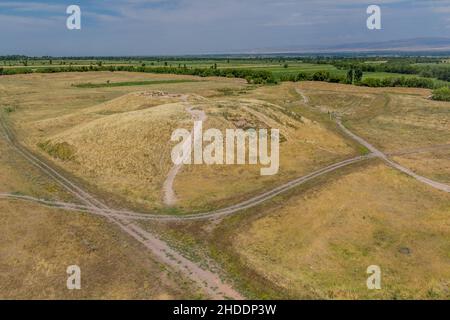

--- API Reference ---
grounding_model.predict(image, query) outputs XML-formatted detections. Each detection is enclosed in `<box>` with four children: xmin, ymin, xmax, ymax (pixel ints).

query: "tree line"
<box><xmin>278</xmin><ymin>69</ymin><xmax>447</xmax><ymax>89</ymax></box>
<box><xmin>0</xmin><ymin>65</ymin><xmax>277</xmax><ymax>84</ymax></box>
<box><xmin>332</xmin><ymin>61</ymin><xmax>450</xmax><ymax>82</ymax></box>
<box><xmin>0</xmin><ymin>64</ymin><xmax>448</xmax><ymax>90</ymax></box>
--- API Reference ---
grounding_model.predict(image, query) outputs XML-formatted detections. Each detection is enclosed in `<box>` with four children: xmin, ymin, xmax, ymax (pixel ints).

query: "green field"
<box><xmin>2</xmin><ymin>56</ymin><xmax>450</xmax><ymax>89</ymax></box>
<box><xmin>73</xmin><ymin>79</ymin><xmax>200</xmax><ymax>88</ymax></box>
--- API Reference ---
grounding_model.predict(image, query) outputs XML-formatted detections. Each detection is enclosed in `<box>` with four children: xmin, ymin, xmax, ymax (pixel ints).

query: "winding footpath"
<box><xmin>0</xmin><ymin>154</ymin><xmax>371</xmax><ymax>221</ymax></box>
<box><xmin>0</xmin><ymin>115</ymin><xmax>242</xmax><ymax>300</ymax></box>
<box><xmin>296</xmin><ymin>87</ymin><xmax>450</xmax><ymax>193</ymax></box>
<box><xmin>162</xmin><ymin>95</ymin><xmax>207</xmax><ymax>206</ymax></box>
<box><xmin>1</xmin><ymin>88</ymin><xmax>448</xmax><ymax>298</ymax></box>
<box><xmin>336</xmin><ymin>120</ymin><xmax>450</xmax><ymax>193</ymax></box>
<box><xmin>2</xmin><ymin>89</ymin><xmax>448</xmax><ymax>225</ymax></box>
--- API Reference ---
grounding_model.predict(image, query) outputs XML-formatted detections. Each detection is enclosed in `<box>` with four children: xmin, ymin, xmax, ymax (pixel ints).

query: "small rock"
<box><xmin>399</xmin><ymin>247</ymin><xmax>411</xmax><ymax>255</ymax></box>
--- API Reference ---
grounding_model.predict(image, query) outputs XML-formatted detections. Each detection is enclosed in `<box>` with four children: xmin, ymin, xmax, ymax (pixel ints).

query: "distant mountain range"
<box><xmin>248</xmin><ymin>37</ymin><xmax>450</xmax><ymax>54</ymax></box>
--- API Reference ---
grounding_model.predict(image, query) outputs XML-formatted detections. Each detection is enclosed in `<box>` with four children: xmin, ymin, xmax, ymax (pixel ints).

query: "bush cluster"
<box><xmin>431</xmin><ymin>87</ymin><xmax>450</xmax><ymax>101</ymax></box>
<box><xmin>359</xmin><ymin>76</ymin><xmax>439</xmax><ymax>89</ymax></box>
<box><xmin>0</xmin><ymin>65</ymin><xmax>277</xmax><ymax>84</ymax></box>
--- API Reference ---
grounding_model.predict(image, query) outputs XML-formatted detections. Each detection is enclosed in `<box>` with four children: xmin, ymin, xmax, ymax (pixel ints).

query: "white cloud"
<box><xmin>0</xmin><ymin>1</ymin><xmax>63</xmax><ymax>12</ymax></box>
<box><xmin>0</xmin><ymin>0</ymin><xmax>448</xmax><ymax>55</ymax></box>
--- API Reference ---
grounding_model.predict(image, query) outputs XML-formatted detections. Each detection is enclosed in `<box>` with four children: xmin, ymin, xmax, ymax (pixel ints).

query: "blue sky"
<box><xmin>0</xmin><ymin>0</ymin><xmax>449</xmax><ymax>56</ymax></box>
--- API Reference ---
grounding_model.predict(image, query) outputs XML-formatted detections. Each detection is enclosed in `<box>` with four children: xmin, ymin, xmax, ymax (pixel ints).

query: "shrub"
<box><xmin>360</xmin><ymin>76</ymin><xmax>438</xmax><ymax>89</ymax></box>
<box><xmin>328</xmin><ymin>74</ymin><xmax>346</xmax><ymax>83</ymax></box>
<box><xmin>295</xmin><ymin>72</ymin><xmax>308</xmax><ymax>81</ymax></box>
<box><xmin>360</xmin><ymin>78</ymin><xmax>382</xmax><ymax>87</ymax></box>
<box><xmin>38</xmin><ymin>141</ymin><xmax>76</xmax><ymax>161</ymax></box>
<box><xmin>312</xmin><ymin>71</ymin><xmax>330</xmax><ymax>81</ymax></box>
<box><xmin>431</xmin><ymin>87</ymin><xmax>450</xmax><ymax>101</ymax></box>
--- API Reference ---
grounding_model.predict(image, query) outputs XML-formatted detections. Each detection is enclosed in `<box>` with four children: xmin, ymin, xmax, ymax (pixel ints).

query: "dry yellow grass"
<box><xmin>393</xmin><ymin>149</ymin><xmax>450</xmax><ymax>184</ymax></box>
<box><xmin>0</xmin><ymin>71</ymin><xmax>246</xmax><ymax>142</ymax></box>
<box><xmin>29</xmin><ymin>91</ymin><xmax>185</xmax><ymax>138</ymax></box>
<box><xmin>1</xmin><ymin>73</ymin><xmax>357</xmax><ymax>212</ymax></box>
<box><xmin>0</xmin><ymin>72</ymin><xmax>247</xmax><ymax>211</ymax></box>
<box><xmin>352</xmin><ymin>94</ymin><xmax>450</xmax><ymax>153</ymax></box>
<box><xmin>233</xmin><ymin>162</ymin><xmax>450</xmax><ymax>299</ymax></box>
<box><xmin>0</xmin><ymin>114</ymin><xmax>200</xmax><ymax>298</ymax></box>
<box><xmin>292</xmin><ymin>82</ymin><xmax>450</xmax><ymax>197</ymax></box>
<box><xmin>1</xmin><ymin>73</ymin><xmax>449</xmax><ymax>299</ymax></box>
<box><xmin>41</xmin><ymin>102</ymin><xmax>192</xmax><ymax>210</ymax></box>
<box><xmin>0</xmin><ymin>130</ymin><xmax>74</xmax><ymax>201</ymax></box>
<box><xmin>0</xmin><ymin>200</ymin><xmax>199</xmax><ymax>299</ymax></box>
<box><xmin>39</xmin><ymin>93</ymin><xmax>353</xmax><ymax>212</ymax></box>
<box><xmin>296</xmin><ymin>82</ymin><xmax>450</xmax><ymax>153</ymax></box>
<box><xmin>175</xmin><ymin>96</ymin><xmax>354</xmax><ymax>210</ymax></box>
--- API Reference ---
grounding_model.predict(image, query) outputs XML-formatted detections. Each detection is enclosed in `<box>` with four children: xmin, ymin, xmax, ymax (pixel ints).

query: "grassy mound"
<box><xmin>173</xmin><ymin>97</ymin><xmax>354</xmax><ymax>211</ymax></box>
<box><xmin>37</xmin><ymin>91</ymin><xmax>354</xmax><ymax>213</ymax></box>
<box><xmin>40</xmin><ymin>101</ymin><xmax>192</xmax><ymax>210</ymax></box>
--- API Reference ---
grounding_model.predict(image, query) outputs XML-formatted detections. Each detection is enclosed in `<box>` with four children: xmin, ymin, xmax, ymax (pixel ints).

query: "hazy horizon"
<box><xmin>0</xmin><ymin>0</ymin><xmax>449</xmax><ymax>56</ymax></box>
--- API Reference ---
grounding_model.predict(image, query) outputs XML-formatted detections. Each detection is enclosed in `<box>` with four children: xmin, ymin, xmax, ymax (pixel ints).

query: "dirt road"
<box><xmin>336</xmin><ymin>120</ymin><xmax>450</xmax><ymax>193</ymax></box>
<box><xmin>295</xmin><ymin>87</ymin><xmax>449</xmax><ymax>193</ymax></box>
<box><xmin>0</xmin><ymin>114</ymin><xmax>242</xmax><ymax>300</ymax></box>
<box><xmin>163</xmin><ymin>95</ymin><xmax>207</xmax><ymax>206</ymax></box>
<box><xmin>1</xmin><ymin>155</ymin><xmax>372</xmax><ymax>221</ymax></box>
<box><xmin>3</xmin><ymin>87</ymin><xmax>447</xmax><ymax>299</ymax></box>
<box><xmin>3</xmin><ymin>88</ymin><xmax>448</xmax><ymax>226</ymax></box>
<box><xmin>388</xmin><ymin>144</ymin><xmax>450</xmax><ymax>156</ymax></box>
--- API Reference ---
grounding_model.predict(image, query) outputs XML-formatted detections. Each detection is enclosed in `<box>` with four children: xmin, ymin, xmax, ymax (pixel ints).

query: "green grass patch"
<box><xmin>72</xmin><ymin>79</ymin><xmax>200</xmax><ymax>88</ymax></box>
<box><xmin>4</xmin><ymin>106</ymin><xmax>16</xmax><ymax>113</ymax></box>
<box><xmin>358</xmin><ymin>145</ymin><xmax>371</xmax><ymax>156</ymax></box>
<box><xmin>38</xmin><ymin>141</ymin><xmax>76</xmax><ymax>161</ymax></box>
<box><xmin>432</xmin><ymin>87</ymin><xmax>450</xmax><ymax>101</ymax></box>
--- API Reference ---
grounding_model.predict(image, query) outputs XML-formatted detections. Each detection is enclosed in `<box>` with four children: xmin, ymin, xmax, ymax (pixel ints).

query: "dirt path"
<box><xmin>296</xmin><ymin>88</ymin><xmax>309</xmax><ymax>104</ymax></box>
<box><xmin>4</xmin><ymin>87</ymin><xmax>449</xmax><ymax>226</ymax></box>
<box><xmin>295</xmin><ymin>87</ymin><xmax>450</xmax><ymax>193</ymax></box>
<box><xmin>295</xmin><ymin>88</ymin><xmax>450</xmax><ymax>192</ymax></box>
<box><xmin>0</xmin><ymin>114</ymin><xmax>242</xmax><ymax>300</ymax></box>
<box><xmin>162</xmin><ymin>96</ymin><xmax>207</xmax><ymax>206</ymax></box>
<box><xmin>1</xmin><ymin>155</ymin><xmax>372</xmax><ymax>221</ymax></box>
<box><xmin>5</xmin><ymin>86</ymin><xmax>446</xmax><ymax>297</ymax></box>
<box><xmin>388</xmin><ymin>144</ymin><xmax>450</xmax><ymax>156</ymax></box>
<box><xmin>336</xmin><ymin>120</ymin><xmax>450</xmax><ymax>193</ymax></box>
<box><xmin>0</xmin><ymin>193</ymin><xmax>96</xmax><ymax>213</ymax></box>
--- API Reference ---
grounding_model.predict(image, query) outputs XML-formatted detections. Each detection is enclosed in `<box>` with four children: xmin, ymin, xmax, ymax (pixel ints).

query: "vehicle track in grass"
<box><xmin>336</xmin><ymin>119</ymin><xmax>450</xmax><ymax>193</ymax></box>
<box><xmin>295</xmin><ymin>87</ymin><xmax>450</xmax><ymax>193</ymax></box>
<box><xmin>4</xmin><ymin>87</ymin><xmax>447</xmax><ymax>299</ymax></box>
<box><xmin>162</xmin><ymin>95</ymin><xmax>207</xmax><ymax>206</ymax></box>
<box><xmin>0</xmin><ymin>154</ymin><xmax>372</xmax><ymax>220</ymax></box>
<box><xmin>0</xmin><ymin>113</ymin><xmax>243</xmax><ymax>300</ymax></box>
<box><xmin>3</xmin><ymin>88</ymin><xmax>448</xmax><ymax>225</ymax></box>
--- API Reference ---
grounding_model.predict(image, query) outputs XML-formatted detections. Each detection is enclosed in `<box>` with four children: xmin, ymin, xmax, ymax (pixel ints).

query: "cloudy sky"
<box><xmin>0</xmin><ymin>0</ymin><xmax>449</xmax><ymax>56</ymax></box>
